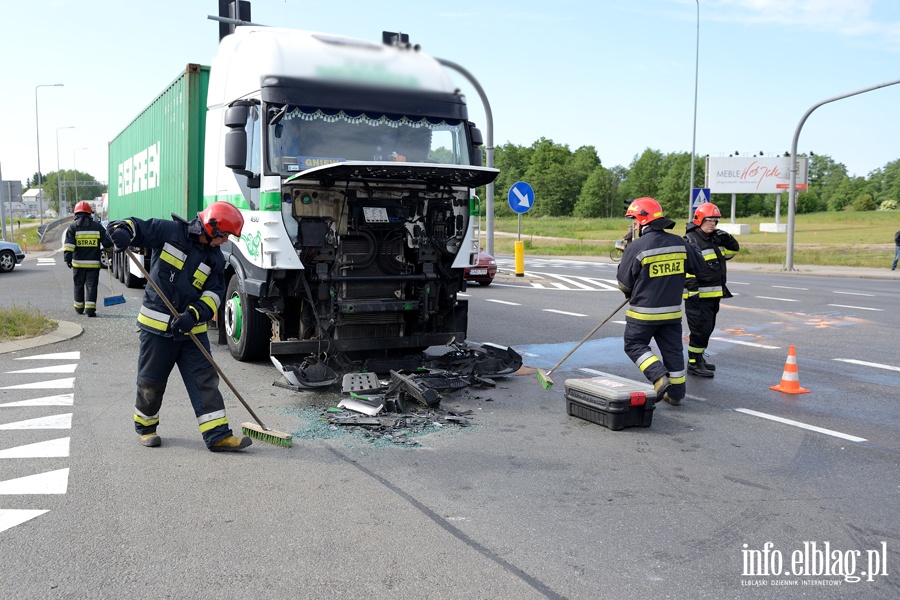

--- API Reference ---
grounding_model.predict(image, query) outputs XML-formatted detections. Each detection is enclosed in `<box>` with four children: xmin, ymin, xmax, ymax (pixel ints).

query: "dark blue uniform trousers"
<box><xmin>134</xmin><ymin>329</ymin><xmax>233</xmax><ymax>447</ymax></box>
<box><xmin>624</xmin><ymin>320</ymin><xmax>686</xmax><ymax>402</ymax></box>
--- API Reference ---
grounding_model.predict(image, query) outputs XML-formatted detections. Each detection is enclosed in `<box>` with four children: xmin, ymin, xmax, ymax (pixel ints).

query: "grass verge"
<box><xmin>0</xmin><ymin>304</ymin><xmax>58</xmax><ymax>343</ymax></box>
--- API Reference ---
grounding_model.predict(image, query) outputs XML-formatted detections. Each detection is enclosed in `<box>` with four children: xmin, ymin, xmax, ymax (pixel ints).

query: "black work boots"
<box><xmin>688</xmin><ymin>352</ymin><xmax>714</xmax><ymax>378</ymax></box>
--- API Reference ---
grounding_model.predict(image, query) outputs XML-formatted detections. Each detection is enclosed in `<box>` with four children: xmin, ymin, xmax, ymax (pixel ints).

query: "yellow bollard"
<box><xmin>514</xmin><ymin>241</ymin><xmax>525</xmax><ymax>277</ymax></box>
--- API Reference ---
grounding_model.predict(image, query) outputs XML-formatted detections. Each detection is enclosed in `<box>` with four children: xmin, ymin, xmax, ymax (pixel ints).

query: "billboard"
<box><xmin>705</xmin><ymin>156</ymin><xmax>808</xmax><ymax>194</ymax></box>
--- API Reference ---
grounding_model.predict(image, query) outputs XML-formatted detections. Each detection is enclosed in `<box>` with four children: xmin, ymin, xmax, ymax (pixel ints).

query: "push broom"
<box><xmin>103</xmin><ymin>255</ymin><xmax>126</xmax><ymax>306</ymax></box>
<box><xmin>536</xmin><ymin>297</ymin><xmax>628</xmax><ymax>390</ymax></box>
<box><xmin>123</xmin><ymin>248</ymin><xmax>293</xmax><ymax>447</ymax></box>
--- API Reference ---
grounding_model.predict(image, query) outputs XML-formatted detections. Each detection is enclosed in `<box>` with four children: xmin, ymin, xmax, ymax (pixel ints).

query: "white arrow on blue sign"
<box><xmin>508</xmin><ymin>181</ymin><xmax>534</xmax><ymax>214</ymax></box>
<box><xmin>691</xmin><ymin>188</ymin><xmax>710</xmax><ymax>212</ymax></box>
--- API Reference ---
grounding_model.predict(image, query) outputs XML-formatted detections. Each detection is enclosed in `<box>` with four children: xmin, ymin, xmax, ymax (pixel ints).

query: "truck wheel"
<box><xmin>116</xmin><ymin>253</ymin><xmax>126</xmax><ymax>283</ymax></box>
<box><xmin>224</xmin><ymin>276</ymin><xmax>269</xmax><ymax>361</ymax></box>
<box><xmin>123</xmin><ymin>258</ymin><xmax>143</xmax><ymax>289</ymax></box>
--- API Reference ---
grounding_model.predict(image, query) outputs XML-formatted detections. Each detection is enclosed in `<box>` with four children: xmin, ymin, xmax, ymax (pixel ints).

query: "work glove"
<box><xmin>65</xmin><ymin>260</ymin><xmax>72</xmax><ymax>269</ymax></box>
<box><xmin>714</xmin><ymin>229</ymin><xmax>731</xmax><ymax>244</ymax></box>
<box><xmin>106</xmin><ymin>221</ymin><xmax>134</xmax><ymax>252</ymax></box>
<box><xmin>172</xmin><ymin>305</ymin><xmax>200</xmax><ymax>333</ymax></box>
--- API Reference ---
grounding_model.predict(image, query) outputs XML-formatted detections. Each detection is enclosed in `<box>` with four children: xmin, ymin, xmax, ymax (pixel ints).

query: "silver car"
<box><xmin>0</xmin><ymin>240</ymin><xmax>25</xmax><ymax>273</ymax></box>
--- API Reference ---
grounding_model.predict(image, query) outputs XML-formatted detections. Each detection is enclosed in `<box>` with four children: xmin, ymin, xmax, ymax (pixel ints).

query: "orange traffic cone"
<box><xmin>769</xmin><ymin>345</ymin><xmax>809</xmax><ymax>394</ymax></box>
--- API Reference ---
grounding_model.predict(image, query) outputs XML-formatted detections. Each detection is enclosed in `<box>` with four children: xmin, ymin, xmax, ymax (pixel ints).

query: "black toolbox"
<box><xmin>564</xmin><ymin>372</ymin><xmax>657</xmax><ymax>430</ymax></box>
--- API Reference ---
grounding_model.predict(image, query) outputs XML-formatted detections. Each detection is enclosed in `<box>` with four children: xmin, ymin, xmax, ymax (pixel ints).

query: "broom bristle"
<box><xmin>536</xmin><ymin>369</ymin><xmax>554</xmax><ymax>390</ymax></box>
<box><xmin>104</xmin><ymin>295</ymin><xmax>126</xmax><ymax>307</ymax></box>
<box><xmin>241</xmin><ymin>422</ymin><xmax>293</xmax><ymax>447</ymax></box>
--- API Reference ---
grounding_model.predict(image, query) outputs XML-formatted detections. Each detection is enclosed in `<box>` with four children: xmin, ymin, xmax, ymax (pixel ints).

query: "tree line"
<box><xmin>25</xmin><ymin>170</ymin><xmax>106</xmax><ymax>213</ymax></box>
<box><xmin>488</xmin><ymin>138</ymin><xmax>900</xmax><ymax>219</ymax></box>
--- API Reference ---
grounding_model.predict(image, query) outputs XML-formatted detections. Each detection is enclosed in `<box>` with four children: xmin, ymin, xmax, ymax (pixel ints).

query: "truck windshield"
<box><xmin>267</xmin><ymin>106</ymin><xmax>471</xmax><ymax>176</ymax></box>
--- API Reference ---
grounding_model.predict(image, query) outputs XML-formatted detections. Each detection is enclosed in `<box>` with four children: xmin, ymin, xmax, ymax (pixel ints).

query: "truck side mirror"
<box><xmin>470</xmin><ymin>126</ymin><xmax>484</xmax><ymax>147</ymax></box>
<box><xmin>224</xmin><ymin>104</ymin><xmax>249</xmax><ymax>128</ymax></box>
<box><xmin>224</xmin><ymin>129</ymin><xmax>248</xmax><ymax>172</ymax></box>
<box><xmin>471</xmin><ymin>146</ymin><xmax>483</xmax><ymax>167</ymax></box>
<box><xmin>223</xmin><ymin>101</ymin><xmax>255</xmax><ymax>181</ymax></box>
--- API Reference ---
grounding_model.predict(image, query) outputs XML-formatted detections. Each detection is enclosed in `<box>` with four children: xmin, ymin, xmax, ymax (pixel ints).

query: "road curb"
<box><xmin>0</xmin><ymin>320</ymin><xmax>83</xmax><ymax>355</ymax></box>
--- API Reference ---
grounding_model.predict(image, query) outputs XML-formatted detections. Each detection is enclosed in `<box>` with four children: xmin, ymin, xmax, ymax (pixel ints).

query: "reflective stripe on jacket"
<box><xmin>64</xmin><ymin>218</ymin><xmax>112</xmax><ymax>269</ymax></box>
<box><xmin>110</xmin><ymin>216</ymin><xmax>225</xmax><ymax>338</ymax></box>
<box><xmin>683</xmin><ymin>223</ymin><xmax>740</xmax><ymax>299</ymax></box>
<box><xmin>617</xmin><ymin>221</ymin><xmax>704</xmax><ymax>324</ymax></box>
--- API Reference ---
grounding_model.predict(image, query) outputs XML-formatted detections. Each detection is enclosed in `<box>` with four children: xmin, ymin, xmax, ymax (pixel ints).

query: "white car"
<box><xmin>0</xmin><ymin>240</ymin><xmax>25</xmax><ymax>273</ymax></box>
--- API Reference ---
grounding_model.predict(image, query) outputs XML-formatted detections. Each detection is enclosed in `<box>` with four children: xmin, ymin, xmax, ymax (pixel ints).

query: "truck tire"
<box><xmin>224</xmin><ymin>276</ymin><xmax>269</xmax><ymax>361</ymax></box>
<box><xmin>116</xmin><ymin>253</ymin><xmax>126</xmax><ymax>283</ymax></box>
<box><xmin>123</xmin><ymin>257</ymin><xmax>143</xmax><ymax>289</ymax></box>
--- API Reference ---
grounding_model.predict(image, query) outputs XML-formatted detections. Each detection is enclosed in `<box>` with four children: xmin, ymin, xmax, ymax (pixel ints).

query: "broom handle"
<box><xmin>123</xmin><ymin>248</ymin><xmax>268</xmax><ymax>430</ymax></box>
<box><xmin>546</xmin><ymin>298</ymin><xmax>628</xmax><ymax>376</ymax></box>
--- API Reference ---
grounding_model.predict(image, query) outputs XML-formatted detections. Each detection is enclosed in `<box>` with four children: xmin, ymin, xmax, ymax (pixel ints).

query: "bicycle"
<box><xmin>609</xmin><ymin>238</ymin><xmax>628</xmax><ymax>262</ymax></box>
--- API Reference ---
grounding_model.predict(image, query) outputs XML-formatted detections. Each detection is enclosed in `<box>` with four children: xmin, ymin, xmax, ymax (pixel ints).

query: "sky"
<box><xmin>1</xmin><ymin>0</ymin><xmax>898</xmax><ymax>194</ymax></box>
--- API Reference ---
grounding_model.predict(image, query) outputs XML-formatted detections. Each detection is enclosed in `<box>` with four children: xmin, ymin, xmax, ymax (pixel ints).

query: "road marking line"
<box><xmin>458</xmin><ymin>293</ymin><xmax>470</xmax><ymax>297</ymax></box>
<box><xmin>0</xmin><ymin>509</ymin><xmax>49</xmax><ymax>533</ymax></box>
<box><xmin>772</xmin><ymin>285</ymin><xmax>808</xmax><ymax>290</ymax></box>
<box><xmin>729</xmin><ymin>281</ymin><xmax>750</xmax><ymax>285</ymax></box>
<box><xmin>0</xmin><ymin>468</ymin><xmax>70</xmax><ymax>494</ymax></box>
<box><xmin>833</xmin><ymin>358</ymin><xmax>900</xmax><ymax>372</ymax></box>
<box><xmin>754</xmin><ymin>296</ymin><xmax>799</xmax><ymax>302</ymax></box>
<box><xmin>542</xmin><ymin>309</ymin><xmax>588</xmax><ymax>317</ymax></box>
<box><xmin>709</xmin><ymin>337</ymin><xmax>780</xmax><ymax>349</ymax></box>
<box><xmin>832</xmin><ymin>291</ymin><xmax>874</xmax><ymax>297</ymax></box>
<box><xmin>0</xmin><ymin>377</ymin><xmax>75</xmax><ymax>390</ymax></box>
<box><xmin>7</xmin><ymin>364</ymin><xmax>78</xmax><ymax>374</ymax></box>
<box><xmin>578</xmin><ymin>368</ymin><xmax>605</xmax><ymax>376</ymax></box>
<box><xmin>0</xmin><ymin>413</ymin><xmax>72</xmax><ymax>430</ymax></box>
<box><xmin>0</xmin><ymin>437</ymin><xmax>70</xmax><ymax>458</ymax></box>
<box><xmin>612</xmin><ymin>320</ymin><xmax>627</xmax><ymax>325</ymax></box>
<box><xmin>827</xmin><ymin>304</ymin><xmax>883</xmax><ymax>311</ymax></box>
<box><xmin>0</xmin><ymin>393</ymin><xmax>73</xmax><ymax>407</ymax></box>
<box><xmin>484</xmin><ymin>299</ymin><xmax>521</xmax><ymax>306</ymax></box>
<box><xmin>735</xmin><ymin>408</ymin><xmax>867</xmax><ymax>443</ymax></box>
<box><xmin>15</xmin><ymin>351</ymin><xmax>80</xmax><ymax>360</ymax></box>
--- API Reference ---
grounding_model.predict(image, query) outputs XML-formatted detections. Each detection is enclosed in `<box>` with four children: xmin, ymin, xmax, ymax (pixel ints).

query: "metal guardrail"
<box><xmin>38</xmin><ymin>216</ymin><xmax>72</xmax><ymax>244</ymax></box>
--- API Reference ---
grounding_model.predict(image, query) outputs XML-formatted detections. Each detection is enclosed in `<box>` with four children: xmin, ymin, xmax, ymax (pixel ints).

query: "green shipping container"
<box><xmin>107</xmin><ymin>63</ymin><xmax>210</xmax><ymax>222</ymax></box>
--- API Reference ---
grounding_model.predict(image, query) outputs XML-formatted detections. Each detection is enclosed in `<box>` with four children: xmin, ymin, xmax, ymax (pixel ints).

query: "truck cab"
<box><xmin>205</xmin><ymin>27</ymin><xmax>498</xmax><ymax>375</ymax></box>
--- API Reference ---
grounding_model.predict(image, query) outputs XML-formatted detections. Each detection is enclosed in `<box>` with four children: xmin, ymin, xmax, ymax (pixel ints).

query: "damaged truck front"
<box><xmin>107</xmin><ymin>25</ymin><xmax>518</xmax><ymax>387</ymax></box>
<box><xmin>208</xmin><ymin>27</ymin><xmax>514</xmax><ymax>383</ymax></box>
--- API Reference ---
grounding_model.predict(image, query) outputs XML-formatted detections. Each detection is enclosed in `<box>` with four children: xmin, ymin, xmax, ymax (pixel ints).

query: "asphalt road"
<box><xmin>1</xmin><ymin>235</ymin><xmax>898</xmax><ymax>599</ymax></box>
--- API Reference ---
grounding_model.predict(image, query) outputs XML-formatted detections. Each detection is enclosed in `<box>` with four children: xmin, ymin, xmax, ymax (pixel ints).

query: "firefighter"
<box><xmin>617</xmin><ymin>197</ymin><xmax>704</xmax><ymax>406</ymax></box>
<box><xmin>683</xmin><ymin>202</ymin><xmax>740</xmax><ymax>377</ymax></box>
<box><xmin>107</xmin><ymin>202</ymin><xmax>252</xmax><ymax>452</ymax></box>
<box><xmin>63</xmin><ymin>201</ymin><xmax>113</xmax><ymax>317</ymax></box>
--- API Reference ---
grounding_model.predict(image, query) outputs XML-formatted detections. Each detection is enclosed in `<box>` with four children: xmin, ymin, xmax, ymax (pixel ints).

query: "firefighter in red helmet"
<box><xmin>616</xmin><ymin>198</ymin><xmax>704</xmax><ymax>406</ymax></box>
<box><xmin>106</xmin><ymin>201</ymin><xmax>252</xmax><ymax>452</ymax></box>
<box><xmin>683</xmin><ymin>202</ymin><xmax>740</xmax><ymax>377</ymax></box>
<box><xmin>63</xmin><ymin>201</ymin><xmax>113</xmax><ymax>317</ymax></box>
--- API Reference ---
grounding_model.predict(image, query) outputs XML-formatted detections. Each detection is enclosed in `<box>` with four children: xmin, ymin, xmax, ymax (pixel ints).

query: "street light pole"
<box><xmin>786</xmin><ymin>77</ymin><xmax>900</xmax><ymax>270</ymax></box>
<box><xmin>34</xmin><ymin>83</ymin><xmax>64</xmax><ymax>225</ymax></box>
<box><xmin>73</xmin><ymin>147</ymin><xmax>87</xmax><ymax>209</ymax></box>
<box><xmin>56</xmin><ymin>126</ymin><xmax>74</xmax><ymax>217</ymax></box>
<box><xmin>688</xmin><ymin>0</ymin><xmax>700</xmax><ymax>220</ymax></box>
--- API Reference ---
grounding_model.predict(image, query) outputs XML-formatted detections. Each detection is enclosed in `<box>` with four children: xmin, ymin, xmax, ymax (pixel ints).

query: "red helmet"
<box><xmin>199</xmin><ymin>201</ymin><xmax>244</xmax><ymax>239</ymax></box>
<box><xmin>625</xmin><ymin>197</ymin><xmax>664</xmax><ymax>227</ymax></box>
<box><xmin>692</xmin><ymin>202</ymin><xmax>722</xmax><ymax>226</ymax></box>
<box><xmin>74</xmin><ymin>201</ymin><xmax>92</xmax><ymax>215</ymax></box>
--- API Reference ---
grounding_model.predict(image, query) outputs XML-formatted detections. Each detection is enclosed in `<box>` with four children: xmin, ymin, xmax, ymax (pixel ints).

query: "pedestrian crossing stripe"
<box><xmin>0</xmin><ymin>509</ymin><xmax>50</xmax><ymax>533</ymax></box>
<box><xmin>0</xmin><ymin>437</ymin><xmax>70</xmax><ymax>458</ymax></box>
<box><xmin>0</xmin><ymin>377</ymin><xmax>75</xmax><ymax>390</ymax></box>
<box><xmin>0</xmin><ymin>414</ymin><xmax>72</xmax><ymax>430</ymax></box>
<box><xmin>7</xmin><ymin>364</ymin><xmax>78</xmax><ymax>375</ymax></box>
<box><xmin>14</xmin><ymin>351</ymin><xmax>81</xmax><ymax>361</ymax></box>
<box><xmin>0</xmin><ymin>468</ymin><xmax>69</xmax><ymax>494</ymax></box>
<box><xmin>0</xmin><ymin>394</ymin><xmax>74</xmax><ymax>407</ymax></box>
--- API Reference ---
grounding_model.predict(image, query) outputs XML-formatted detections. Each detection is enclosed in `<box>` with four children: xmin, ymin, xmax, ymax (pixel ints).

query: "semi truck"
<box><xmin>108</xmin><ymin>17</ymin><xmax>520</xmax><ymax>386</ymax></box>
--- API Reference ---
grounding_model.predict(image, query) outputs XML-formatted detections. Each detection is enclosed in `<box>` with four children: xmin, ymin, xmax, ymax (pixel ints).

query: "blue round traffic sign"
<box><xmin>508</xmin><ymin>181</ymin><xmax>534</xmax><ymax>214</ymax></box>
